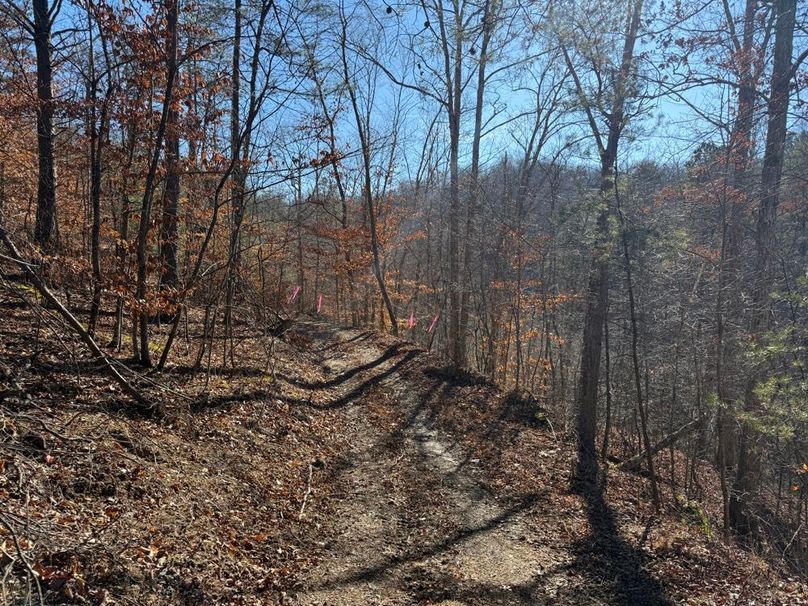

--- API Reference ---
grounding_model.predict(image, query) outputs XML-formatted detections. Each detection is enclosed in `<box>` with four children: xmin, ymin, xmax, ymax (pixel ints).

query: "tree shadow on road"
<box><xmin>284</xmin><ymin>342</ymin><xmax>409</xmax><ymax>390</ymax></box>
<box><xmin>306</xmin><ymin>349</ymin><xmax>421</xmax><ymax>409</ymax></box>
<box><xmin>312</xmin><ymin>492</ymin><xmax>545</xmax><ymax>591</ymax></box>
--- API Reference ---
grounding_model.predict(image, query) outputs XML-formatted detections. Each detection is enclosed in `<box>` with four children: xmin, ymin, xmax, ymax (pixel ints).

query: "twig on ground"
<box><xmin>0</xmin><ymin>512</ymin><xmax>44</xmax><ymax>605</ymax></box>
<box><xmin>16</xmin><ymin>412</ymin><xmax>90</xmax><ymax>443</ymax></box>
<box><xmin>299</xmin><ymin>463</ymin><xmax>314</xmax><ymax>520</ymax></box>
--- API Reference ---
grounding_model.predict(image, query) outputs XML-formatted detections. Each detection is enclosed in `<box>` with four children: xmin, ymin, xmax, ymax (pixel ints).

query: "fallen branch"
<box><xmin>617</xmin><ymin>419</ymin><xmax>699</xmax><ymax>471</ymax></box>
<box><xmin>17</xmin><ymin>412</ymin><xmax>90</xmax><ymax>444</ymax></box>
<box><xmin>298</xmin><ymin>463</ymin><xmax>314</xmax><ymax>520</ymax></box>
<box><xmin>0</xmin><ymin>512</ymin><xmax>44</xmax><ymax>605</ymax></box>
<box><xmin>0</xmin><ymin>227</ymin><xmax>158</xmax><ymax>416</ymax></box>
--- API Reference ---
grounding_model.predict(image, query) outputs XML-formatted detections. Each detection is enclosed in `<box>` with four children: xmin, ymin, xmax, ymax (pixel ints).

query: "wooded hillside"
<box><xmin>0</xmin><ymin>0</ymin><xmax>807</xmax><ymax>603</ymax></box>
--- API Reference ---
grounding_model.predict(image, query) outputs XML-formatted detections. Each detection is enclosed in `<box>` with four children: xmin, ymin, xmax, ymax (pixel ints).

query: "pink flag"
<box><xmin>317</xmin><ymin>293</ymin><xmax>324</xmax><ymax>313</ymax></box>
<box><xmin>287</xmin><ymin>285</ymin><xmax>301</xmax><ymax>304</ymax></box>
<box><xmin>427</xmin><ymin>314</ymin><xmax>439</xmax><ymax>333</ymax></box>
<box><xmin>407</xmin><ymin>311</ymin><xmax>416</xmax><ymax>329</ymax></box>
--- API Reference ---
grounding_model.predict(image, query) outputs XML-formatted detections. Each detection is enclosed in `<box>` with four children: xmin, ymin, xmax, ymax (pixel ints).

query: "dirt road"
<box><xmin>290</xmin><ymin>323</ymin><xmax>563</xmax><ymax>606</ymax></box>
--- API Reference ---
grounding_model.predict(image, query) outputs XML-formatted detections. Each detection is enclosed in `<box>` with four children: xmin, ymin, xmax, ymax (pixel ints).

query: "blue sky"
<box><xmin>41</xmin><ymin>0</ymin><xmax>808</xmax><ymax>197</ymax></box>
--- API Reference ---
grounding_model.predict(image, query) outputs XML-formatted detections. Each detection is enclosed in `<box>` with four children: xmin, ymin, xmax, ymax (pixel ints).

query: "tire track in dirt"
<box><xmin>291</xmin><ymin>323</ymin><xmax>567</xmax><ymax>606</ymax></box>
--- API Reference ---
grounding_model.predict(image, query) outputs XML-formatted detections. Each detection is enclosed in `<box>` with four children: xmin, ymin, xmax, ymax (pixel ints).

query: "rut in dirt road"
<box><xmin>290</xmin><ymin>323</ymin><xmax>562</xmax><ymax>606</ymax></box>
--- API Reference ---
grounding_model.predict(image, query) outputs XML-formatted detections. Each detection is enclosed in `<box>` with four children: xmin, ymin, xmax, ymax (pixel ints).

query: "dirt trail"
<box><xmin>291</xmin><ymin>323</ymin><xmax>564</xmax><ymax>606</ymax></box>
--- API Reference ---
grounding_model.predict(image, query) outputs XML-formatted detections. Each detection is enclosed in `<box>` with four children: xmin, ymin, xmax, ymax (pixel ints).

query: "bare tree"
<box><xmin>0</xmin><ymin>0</ymin><xmax>60</xmax><ymax>248</ymax></box>
<box><xmin>731</xmin><ymin>0</ymin><xmax>803</xmax><ymax>537</ymax></box>
<box><xmin>559</xmin><ymin>0</ymin><xmax>645</xmax><ymax>479</ymax></box>
<box><xmin>339</xmin><ymin>1</ymin><xmax>398</xmax><ymax>334</ymax></box>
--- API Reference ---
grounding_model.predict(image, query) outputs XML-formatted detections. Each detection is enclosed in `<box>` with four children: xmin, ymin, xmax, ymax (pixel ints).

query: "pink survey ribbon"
<box><xmin>407</xmin><ymin>311</ymin><xmax>416</xmax><ymax>329</ymax></box>
<box><xmin>317</xmin><ymin>293</ymin><xmax>324</xmax><ymax>313</ymax></box>
<box><xmin>287</xmin><ymin>285</ymin><xmax>301</xmax><ymax>304</ymax></box>
<box><xmin>427</xmin><ymin>314</ymin><xmax>439</xmax><ymax>333</ymax></box>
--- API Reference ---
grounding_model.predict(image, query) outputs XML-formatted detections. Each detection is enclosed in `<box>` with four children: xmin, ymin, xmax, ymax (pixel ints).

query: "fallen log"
<box><xmin>617</xmin><ymin>418</ymin><xmax>699</xmax><ymax>471</ymax></box>
<box><xmin>0</xmin><ymin>227</ymin><xmax>158</xmax><ymax>416</ymax></box>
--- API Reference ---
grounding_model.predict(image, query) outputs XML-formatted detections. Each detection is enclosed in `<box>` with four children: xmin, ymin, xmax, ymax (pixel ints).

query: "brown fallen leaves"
<box><xmin>1</xmin><ymin>290</ymin><xmax>807</xmax><ymax>605</ymax></box>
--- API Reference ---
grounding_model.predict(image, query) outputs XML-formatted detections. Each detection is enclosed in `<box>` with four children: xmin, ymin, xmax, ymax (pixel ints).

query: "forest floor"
<box><xmin>1</xmin><ymin>281</ymin><xmax>807</xmax><ymax>605</ymax></box>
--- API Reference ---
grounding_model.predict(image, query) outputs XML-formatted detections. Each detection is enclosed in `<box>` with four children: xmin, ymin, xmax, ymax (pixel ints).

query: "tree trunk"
<box><xmin>430</xmin><ymin>0</ymin><xmax>464</xmax><ymax>362</ymax></box>
<box><xmin>32</xmin><ymin>0</ymin><xmax>57</xmax><ymax>249</ymax></box>
<box><xmin>86</xmin><ymin>13</ymin><xmax>103</xmax><ymax>335</ymax></box>
<box><xmin>617</xmin><ymin>186</ymin><xmax>660</xmax><ymax>508</ymax></box>
<box><xmin>460</xmin><ymin>0</ymin><xmax>494</xmax><ymax>368</ymax></box>
<box><xmin>618</xmin><ymin>419</ymin><xmax>698</xmax><ymax>472</ymax></box>
<box><xmin>730</xmin><ymin>0</ymin><xmax>797</xmax><ymax>538</ymax></box>
<box><xmin>568</xmin><ymin>0</ymin><xmax>643</xmax><ymax>481</ymax></box>
<box><xmin>112</xmin><ymin>125</ymin><xmax>136</xmax><ymax>351</ymax></box>
<box><xmin>448</xmin><ymin>3</ymin><xmax>463</xmax><ymax>363</ymax></box>
<box><xmin>601</xmin><ymin>306</ymin><xmax>612</xmax><ymax>460</ymax></box>
<box><xmin>223</xmin><ymin>0</ymin><xmax>243</xmax><ymax>345</ymax></box>
<box><xmin>339</xmin><ymin>8</ymin><xmax>397</xmax><ymax>334</ymax></box>
<box><xmin>159</xmin><ymin>105</ymin><xmax>181</xmax><ymax>294</ymax></box>
<box><xmin>134</xmin><ymin>0</ymin><xmax>179</xmax><ymax>366</ymax></box>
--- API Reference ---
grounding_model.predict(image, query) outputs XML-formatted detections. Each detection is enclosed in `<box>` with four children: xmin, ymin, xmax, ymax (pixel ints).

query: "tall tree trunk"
<box><xmin>601</xmin><ymin>306</ymin><xmax>612</xmax><ymax>460</ymax></box>
<box><xmin>730</xmin><ymin>0</ymin><xmax>797</xmax><ymax>537</ymax></box>
<box><xmin>32</xmin><ymin>0</ymin><xmax>57</xmax><ymax>249</ymax></box>
<box><xmin>617</xmin><ymin>186</ymin><xmax>661</xmax><ymax>509</ymax></box>
<box><xmin>566</xmin><ymin>0</ymin><xmax>643</xmax><ymax>481</ymax></box>
<box><xmin>112</xmin><ymin>125</ymin><xmax>136</xmax><ymax>351</ymax></box>
<box><xmin>460</xmin><ymin>0</ymin><xmax>494</xmax><ymax>367</ymax></box>
<box><xmin>713</xmin><ymin>0</ymin><xmax>758</xmax><ymax>536</ymax></box>
<box><xmin>224</xmin><ymin>0</ymin><xmax>242</xmax><ymax>342</ymax></box>
<box><xmin>159</xmin><ymin>0</ymin><xmax>183</xmax><ymax>316</ymax></box>
<box><xmin>86</xmin><ymin>9</ymin><xmax>103</xmax><ymax>335</ymax></box>
<box><xmin>159</xmin><ymin>105</ymin><xmax>181</xmax><ymax>293</ymax></box>
<box><xmin>575</xmin><ymin>173</ymin><xmax>612</xmax><ymax>479</ymax></box>
<box><xmin>340</xmin><ymin>8</ymin><xmax>397</xmax><ymax>334</ymax></box>
<box><xmin>719</xmin><ymin>0</ymin><xmax>757</xmax><ymax>404</ymax></box>
<box><xmin>87</xmin><ymin>97</ymin><xmax>109</xmax><ymax>335</ymax></box>
<box><xmin>431</xmin><ymin>0</ymin><xmax>464</xmax><ymax>362</ymax></box>
<box><xmin>448</xmin><ymin>2</ymin><xmax>463</xmax><ymax>362</ymax></box>
<box><xmin>134</xmin><ymin>0</ymin><xmax>179</xmax><ymax>366</ymax></box>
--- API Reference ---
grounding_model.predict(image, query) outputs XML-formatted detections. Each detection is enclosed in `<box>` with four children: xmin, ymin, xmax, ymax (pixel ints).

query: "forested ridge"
<box><xmin>0</xmin><ymin>0</ymin><xmax>807</xmax><ymax>603</ymax></box>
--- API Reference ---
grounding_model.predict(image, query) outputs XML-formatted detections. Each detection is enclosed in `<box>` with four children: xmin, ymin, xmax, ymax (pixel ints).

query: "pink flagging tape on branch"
<box><xmin>317</xmin><ymin>294</ymin><xmax>323</xmax><ymax>313</ymax></box>
<box><xmin>407</xmin><ymin>311</ymin><xmax>416</xmax><ymax>329</ymax></box>
<box><xmin>427</xmin><ymin>314</ymin><xmax>439</xmax><ymax>333</ymax></box>
<box><xmin>287</xmin><ymin>285</ymin><xmax>301</xmax><ymax>305</ymax></box>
